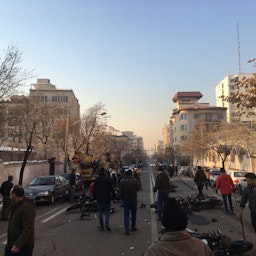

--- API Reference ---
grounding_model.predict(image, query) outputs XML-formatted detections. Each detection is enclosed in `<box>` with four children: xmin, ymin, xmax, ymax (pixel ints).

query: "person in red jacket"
<box><xmin>216</xmin><ymin>167</ymin><xmax>235</xmax><ymax>214</ymax></box>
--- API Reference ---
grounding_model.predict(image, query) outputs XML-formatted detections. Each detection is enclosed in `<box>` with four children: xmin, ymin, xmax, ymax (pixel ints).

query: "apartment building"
<box><xmin>171</xmin><ymin>91</ymin><xmax>227</xmax><ymax>149</ymax></box>
<box><xmin>30</xmin><ymin>78</ymin><xmax>80</xmax><ymax>121</ymax></box>
<box><xmin>215</xmin><ymin>73</ymin><xmax>254</xmax><ymax>123</ymax></box>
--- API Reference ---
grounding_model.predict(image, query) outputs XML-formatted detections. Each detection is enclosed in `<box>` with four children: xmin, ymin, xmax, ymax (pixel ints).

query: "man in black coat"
<box><xmin>93</xmin><ymin>168</ymin><xmax>115</xmax><ymax>231</ymax></box>
<box><xmin>0</xmin><ymin>175</ymin><xmax>13</xmax><ymax>220</ymax></box>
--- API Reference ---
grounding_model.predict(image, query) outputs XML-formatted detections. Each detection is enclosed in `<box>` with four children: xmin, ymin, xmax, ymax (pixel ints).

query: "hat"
<box><xmin>162</xmin><ymin>197</ymin><xmax>188</xmax><ymax>231</ymax></box>
<box><xmin>220</xmin><ymin>168</ymin><xmax>226</xmax><ymax>173</ymax></box>
<box><xmin>158</xmin><ymin>166</ymin><xmax>163</xmax><ymax>172</ymax></box>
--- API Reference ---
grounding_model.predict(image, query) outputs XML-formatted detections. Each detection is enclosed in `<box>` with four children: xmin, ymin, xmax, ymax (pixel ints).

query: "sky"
<box><xmin>1</xmin><ymin>0</ymin><xmax>256</xmax><ymax>150</ymax></box>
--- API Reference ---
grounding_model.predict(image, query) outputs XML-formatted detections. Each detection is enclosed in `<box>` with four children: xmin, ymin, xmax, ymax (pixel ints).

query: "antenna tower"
<box><xmin>237</xmin><ymin>22</ymin><xmax>241</xmax><ymax>74</ymax></box>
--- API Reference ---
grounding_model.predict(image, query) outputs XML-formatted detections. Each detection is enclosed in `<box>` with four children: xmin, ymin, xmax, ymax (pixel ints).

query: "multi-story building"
<box><xmin>163</xmin><ymin>123</ymin><xmax>171</xmax><ymax>149</ymax></box>
<box><xmin>171</xmin><ymin>91</ymin><xmax>227</xmax><ymax>149</ymax></box>
<box><xmin>30</xmin><ymin>78</ymin><xmax>80</xmax><ymax>121</ymax></box>
<box><xmin>215</xmin><ymin>73</ymin><xmax>254</xmax><ymax>123</ymax></box>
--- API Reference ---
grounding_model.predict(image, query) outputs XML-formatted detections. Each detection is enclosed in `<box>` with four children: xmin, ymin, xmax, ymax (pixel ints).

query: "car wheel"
<box><xmin>49</xmin><ymin>193</ymin><xmax>55</xmax><ymax>204</ymax></box>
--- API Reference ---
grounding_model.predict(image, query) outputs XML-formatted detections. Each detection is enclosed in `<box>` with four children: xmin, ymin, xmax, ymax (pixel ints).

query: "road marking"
<box><xmin>36</xmin><ymin>205</ymin><xmax>66</xmax><ymax>220</ymax></box>
<box><xmin>41</xmin><ymin>208</ymin><xmax>67</xmax><ymax>223</ymax></box>
<box><xmin>150</xmin><ymin>171</ymin><xmax>158</xmax><ymax>243</ymax></box>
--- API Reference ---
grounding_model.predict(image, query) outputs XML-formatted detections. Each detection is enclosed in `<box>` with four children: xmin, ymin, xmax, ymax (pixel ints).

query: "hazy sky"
<box><xmin>1</xmin><ymin>1</ymin><xmax>256</xmax><ymax>150</ymax></box>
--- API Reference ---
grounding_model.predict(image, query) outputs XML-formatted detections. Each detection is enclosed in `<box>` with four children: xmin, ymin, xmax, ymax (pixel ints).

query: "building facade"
<box><xmin>171</xmin><ymin>91</ymin><xmax>227</xmax><ymax>148</ymax></box>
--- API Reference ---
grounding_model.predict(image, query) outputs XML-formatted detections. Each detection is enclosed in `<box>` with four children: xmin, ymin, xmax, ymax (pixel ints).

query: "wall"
<box><xmin>0</xmin><ymin>160</ymin><xmax>64</xmax><ymax>187</ymax></box>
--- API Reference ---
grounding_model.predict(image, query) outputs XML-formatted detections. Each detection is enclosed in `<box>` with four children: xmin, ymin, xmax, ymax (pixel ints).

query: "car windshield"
<box><xmin>29</xmin><ymin>177</ymin><xmax>55</xmax><ymax>186</ymax></box>
<box><xmin>211</xmin><ymin>171</ymin><xmax>220</xmax><ymax>175</ymax></box>
<box><xmin>234</xmin><ymin>172</ymin><xmax>246</xmax><ymax>178</ymax></box>
<box><xmin>61</xmin><ymin>174</ymin><xmax>70</xmax><ymax>180</ymax></box>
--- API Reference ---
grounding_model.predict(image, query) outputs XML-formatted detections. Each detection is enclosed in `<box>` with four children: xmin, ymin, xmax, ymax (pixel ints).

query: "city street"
<box><xmin>0</xmin><ymin>167</ymin><xmax>255</xmax><ymax>255</ymax></box>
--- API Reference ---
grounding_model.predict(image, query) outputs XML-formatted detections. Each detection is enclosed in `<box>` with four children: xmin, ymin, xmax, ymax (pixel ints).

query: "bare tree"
<box><xmin>0</xmin><ymin>45</ymin><xmax>32</xmax><ymax>101</ymax></box>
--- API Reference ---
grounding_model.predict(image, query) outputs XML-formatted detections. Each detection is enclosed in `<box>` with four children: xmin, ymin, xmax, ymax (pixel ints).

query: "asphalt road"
<box><xmin>0</xmin><ymin>167</ymin><xmax>255</xmax><ymax>256</ymax></box>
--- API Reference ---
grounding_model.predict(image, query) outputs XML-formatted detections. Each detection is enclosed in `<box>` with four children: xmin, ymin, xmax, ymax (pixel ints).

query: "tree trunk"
<box><xmin>19</xmin><ymin>145</ymin><xmax>32</xmax><ymax>186</ymax></box>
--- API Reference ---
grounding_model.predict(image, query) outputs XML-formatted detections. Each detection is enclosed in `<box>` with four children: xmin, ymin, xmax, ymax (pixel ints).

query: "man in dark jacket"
<box><xmin>93</xmin><ymin>168</ymin><xmax>115</xmax><ymax>231</ymax></box>
<box><xmin>5</xmin><ymin>185</ymin><xmax>36</xmax><ymax>256</ymax></box>
<box><xmin>69</xmin><ymin>170</ymin><xmax>76</xmax><ymax>203</ymax></box>
<box><xmin>0</xmin><ymin>175</ymin><xmax>13</xmax><ymax>220</ymax></box>
<box><xmin>153</xmin><ymin>166</ymin><xmax>171</xmax><ymax>221</ymax></box>
<box><xmin>238</xmin><ymin>172</ymin><xmax>256</xmax><ymax>232</ymax></box>
<box><xmin>119</xmin><ymin>169</ymin><xmax>140</xmax><ymax>235</ymax></box>
<box><xmin>194</xmin><ymin>166</ymin><xmax>206</xmax><ymax>197</ymax></box>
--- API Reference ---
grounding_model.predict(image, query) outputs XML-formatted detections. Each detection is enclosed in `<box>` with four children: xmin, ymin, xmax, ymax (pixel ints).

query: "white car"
<box><xmin>227</xmin><ymin>170</ymin><xmax>248</xmax><ymax>192</ymax></box>
<box><xmin>209</xmin><ymin>168</ymin><xmax>221</xmax><ymax>187</ymax></box>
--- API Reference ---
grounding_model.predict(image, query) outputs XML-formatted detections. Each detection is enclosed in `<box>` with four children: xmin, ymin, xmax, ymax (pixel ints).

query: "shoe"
<box><xmin>105</xmin><ymin>225</ymin><xmax>111</xmax><ymax>231</ymax></box>
<box><xmin>224</xmin><ymin>211</ymin><xmax>230</xmax><ymax>214</ymax></box>
<box><xmin>99</xmin><ymin>226</ymin><xmax>105</xmax><ymax>231</ymax></box>
<box><xmin>125</xmin><ymin>231</ymin><xmax>130</xmax><ymax>235</ymax></box>
<box><xmin>229</xmin><ymin>211</ymin><xmax>234</xmax><ymax>214</ymax></box>
<box><xmin>131</xmin><ymin>227</ymin><xmax>137</xmax><ymax>232</ymax></box>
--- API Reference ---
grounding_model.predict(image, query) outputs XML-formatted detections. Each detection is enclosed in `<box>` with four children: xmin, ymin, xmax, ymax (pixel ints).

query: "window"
<box><xmin>181</xmin><ymin>124</ymin><xmax>187</xmax><ymax>131</ymax></box>
<box><xmin>205</xmin><ymin>113</ymin><xmax>212</xmax><ymax>121</ymax></box>
<box><xmin>194</xmin><ymin>113</ymin><xmax>199</xmax><ymax>119</ymax></box>
<box><xmin>181</xmin><ymin>114</ymin><xmax>187</xmax><ymax>120</ymax></box>
<box><xmin>217</xmin><ymin>114</ymin><xmax>223</xmax><ymax>120</ymax></box>
<box><xmin>181</xmin><ymin>135</ymin><xmax>187</xmax><ymax>141</ymax></box>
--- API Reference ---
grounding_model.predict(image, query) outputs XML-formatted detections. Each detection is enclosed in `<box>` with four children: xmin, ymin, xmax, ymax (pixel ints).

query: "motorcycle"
<box><xmin>186</xmin><ymin>194</ymin><xmax>223</xmax><ymax>211</ymax></box>
<box><xmin>188</xmin><ymin>228</ymin><xmax>253</xmax><ymax>255</ymax></box>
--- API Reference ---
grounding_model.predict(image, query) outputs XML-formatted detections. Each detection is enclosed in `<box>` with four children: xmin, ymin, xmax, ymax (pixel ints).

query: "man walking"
<box><xmin>69</xmin><ymin>169</ymin><xmax>76</xmax><ymax>203</ymax></box>
<box><xmin>0</xmin><ymin>175</ymin><xmax>13</xmax><ymax>220</ymax></box>
<box><xmin>153</xmin><ymin>165</ymin><xmax>171</xmax><ymax>221</ymax></box>
<box><xmin>216</xmin><ymin>167</ymin><xmax>235</xmax><ymax>214</ymax></box>
<box><xmin>93</xmin><ymin>168</ymin><xmax>115</xmax><ymax>231</ymax></box>
<box><xmin>238</xmin><ymin>172</ymin><xmax>256</xmax><ymax>232</ymax></box>
<box><xmin>194</xmin><ymin>166</ymin><xmax>206</xmax><ymax>197</ymax></box>
<box><xmin>119</xmin><ymin>169</ymin><xmax>140</xmax><ymax>235</ymax></box>
<box><xmin>5</xmin><ymin>185</ymin><xmax>36</xmax><ymax>256</ymax></box>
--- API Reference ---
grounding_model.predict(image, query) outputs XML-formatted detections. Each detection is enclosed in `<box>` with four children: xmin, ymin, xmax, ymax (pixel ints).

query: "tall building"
<box><xmin>215</xmin><ymin>73</ymin><xmax>254</xmax><ymax>123</ymax></box>
<box><xmin>163</xmin><ymin>123</ymin><xmax>171</xmax><ymax>149</ymax></box>
<box><xmin>30</xmin><ymin>79</ymin><xmax>80</xmax><ymax>121</ymax></box>
<box><xmin>171</xmin><ymin>91</ymin><xmax>227</xmax><ymax>149</ymax></box>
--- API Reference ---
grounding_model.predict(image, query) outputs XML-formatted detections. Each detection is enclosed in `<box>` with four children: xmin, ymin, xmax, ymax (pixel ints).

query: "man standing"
<box><xmin>238</xmin><ymin>172</ymin><xmax>256</xmax><ymax>232</ymax></box>
<box><xmin>216</xmin><ymin>167</ymin><xmax>235</xmax><ymax>214</ymax></box>
<box><xmin>0</xmin><ymin>175</ymin><xmax>13</xmax><ymax>220</ymax></box>
<box><xmin>5</xmin><ymin>185</ymin><xmax>36</xmax><ymax>256</ymax></box>
<box><xmin>93</xmin><ymin>168</ymin><xmax>115</xmax><ymax>231</ymax></box>
<box><xmin>153</xmin><ymin>166</ymin><xmax>170</xmax><ymax>221</ymax></box>
<box><xmin>119</xmin><ymin>169</ymin><xmax>140</xmax><ymax>235</ymax></box>
<box><xmin>194</xmin><ymin>166</ymin><xmax>206</xmax><ymax>197</ymax></box>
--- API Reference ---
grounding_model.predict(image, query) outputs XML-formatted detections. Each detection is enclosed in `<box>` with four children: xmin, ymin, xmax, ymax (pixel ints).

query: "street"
<box><xmin>0</xmin><ymin>167</ymin><xmax>255</xmax><ymax>255</ymax></box>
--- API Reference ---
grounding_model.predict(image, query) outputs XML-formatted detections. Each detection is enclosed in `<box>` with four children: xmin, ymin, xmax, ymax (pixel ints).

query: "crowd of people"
<box><xmin>1</xmin><ymin>163</ymin><xmax>256</xmax><ymax>255</ymax></box>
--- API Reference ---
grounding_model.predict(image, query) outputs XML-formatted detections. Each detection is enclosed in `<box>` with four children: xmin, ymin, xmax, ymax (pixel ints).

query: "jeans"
<box><xmin>5</xmin><ymin>244</ymin><xmax>34</xmax><ymax>256</ymax></box>
<box><xmin>222</xmin><ymin>194</ymin><xmax>233</xmax><ymax>212</ymax></box>
<box><xmin>197</xmin><ymin>185</ymin><xmax>204</xmax><ymax>197</ymax></box>
<box><xmin>97</xmin><ymin>202</ymin><xmax>111</xmax><ymax>228</ymax></box>
<box><xmin>1</xmin><ymin>196</ymin><xmax>11</xmax><ymax>220</ymax></box>
<box><xmin>251</xmin><ymin>212</ymin><xmax>256</xmax><ymax>232</ymax></box>
<box><xmin>123</xmin><ymin>198</ymin><xmax>137</xmax><ymax>232</ymax></box>
<box><xmin>157</xmin><ymin>193</ymin><xmax>169</xmax><ymax>220</ymax></box>
<box><xmin>69</xmin><ymin>186</ymin><xmax>75</xmax><ymax>203</ymax></box>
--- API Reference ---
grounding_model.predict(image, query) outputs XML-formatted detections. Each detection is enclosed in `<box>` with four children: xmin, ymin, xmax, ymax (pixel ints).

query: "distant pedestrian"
<box><xmin>204</xmin><ymin>168</ymin><xmax>213</xmax><ymax>190</ymax></box>
<box><xmin>0</xmin><ymin>175</ymin><xmax>13</xmax><ymax>220</ymax></box>
<box><xmin>153</xmin><ymin>166</ymin><xmax>171</xmax><ymax>221</ymax></box>
<box><xmin>238</xmin><ymin>172</ymin><xmax>256</xmax><ymax>232</ymax></box>
<box><xmin>216</xmin><ymin>167</ymin><xmax>235</xmax><ymax>214</ymax></box>
<box><xmin>5</xmin><ymin>185</ymin><xmax>36</xmax><ymax>256</ymax></box>
<box><xmin>144</xmin><ymin>197</ymin><xmax>214</xmax><ymax>256</ymax></box>
<box><xmin>69</xmin><ymin>169</ymin><xmax>76</xmax><ymax>203</ymax></box>
<box><xmin>119</xmin><ymin>169</ymin><xmax>140</xmax><ymax>235</ymax></box>
<box><xmin>93</xmin><ymin>168</ymin><xmax>115</xmax><ymax>231</ymax></box>
<box><xmin>194</xmin><ymin>166</ymin><xmax>206</xmax><ymax>197</ymax></box>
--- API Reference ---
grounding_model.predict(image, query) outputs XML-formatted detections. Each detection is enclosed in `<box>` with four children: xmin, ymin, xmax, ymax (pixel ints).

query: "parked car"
<box><xmin>209</xmin><ymin>168</ymin><xmax>221</xmax><ymax>187</ymax></box>
<box><xmin>24</xmin><ymin>175</ymin><xmax>69</xmax><ymax>204</ymax></box>
<box><xmin>237</xmin><ymin>178</ymin><xmax>247</xmax><ymax>195</ymax></box>
<box><xmin>227</xmin><ymin>170</ymin><xmax>248</xmax><ymax>192</ymax></box>
<box><xmin>60</xmin><ymin>172</ymin><xmax>84</xmax><ymax>191</ymax></box>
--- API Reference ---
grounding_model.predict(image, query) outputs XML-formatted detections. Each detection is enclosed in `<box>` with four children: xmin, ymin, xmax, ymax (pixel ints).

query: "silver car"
<box><xmin>24</xmin><ymin>175</ymin><xmax>69</xmax><ymax>204</ymax></box>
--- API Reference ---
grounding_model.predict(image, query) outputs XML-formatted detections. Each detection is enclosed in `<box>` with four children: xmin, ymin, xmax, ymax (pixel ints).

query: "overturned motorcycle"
<box><xmin>188</xmin><ymin>228</ymin><xmax>253</xmax><ymax>255</ymax></box>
